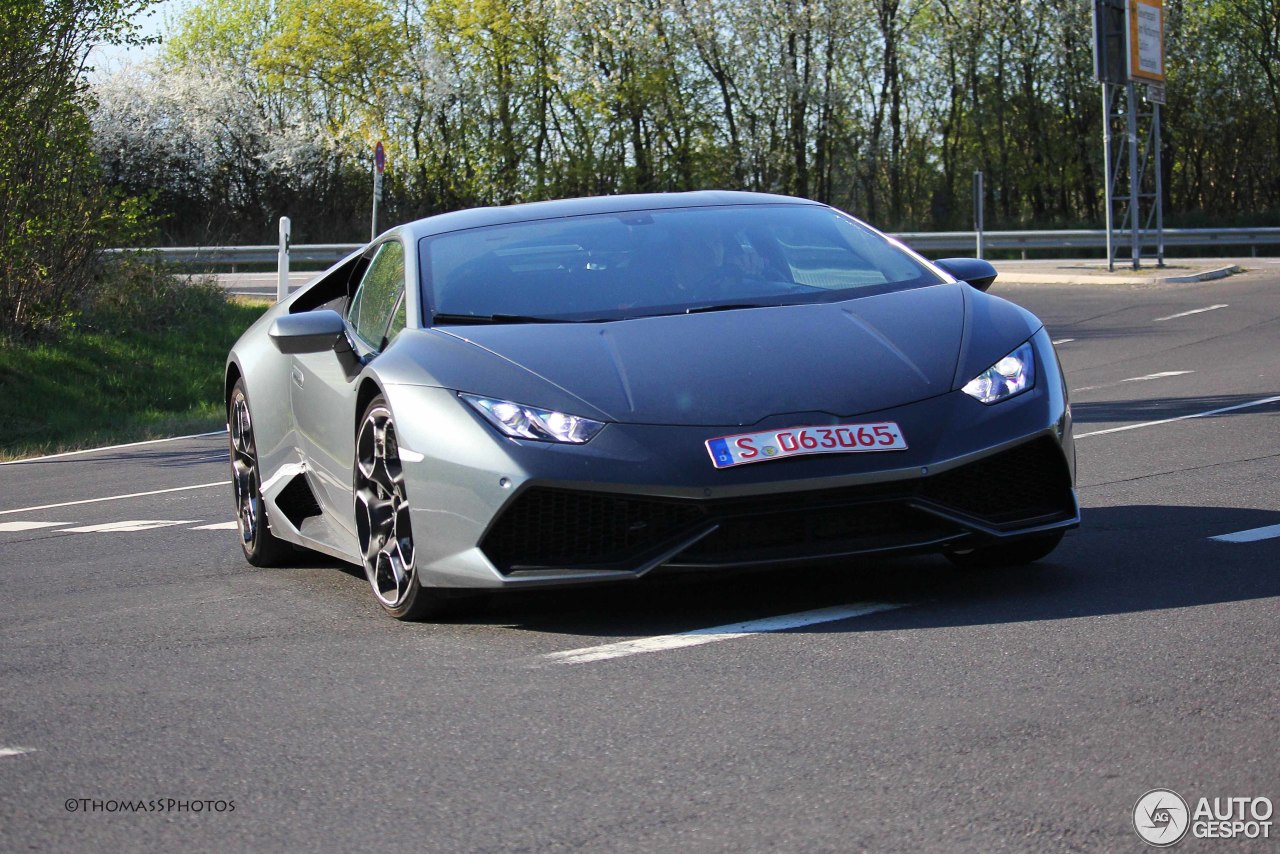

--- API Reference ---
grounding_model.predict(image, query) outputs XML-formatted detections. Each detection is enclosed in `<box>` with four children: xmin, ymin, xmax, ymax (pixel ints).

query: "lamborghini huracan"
<box><xmin>225</xmin><ymin>191</ymin><xmax>1078</xmax><ymax>620</ymax></box>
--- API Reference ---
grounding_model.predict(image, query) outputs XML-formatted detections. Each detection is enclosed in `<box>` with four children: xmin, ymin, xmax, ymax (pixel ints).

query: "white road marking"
<box><xmin>1124</xmin><ymin>370</ymin><xmax>1195</xmax><ymax>383</ymax></box>
<box><xmin>0</xmin><ymin>482</ymin><xmax>223</xmax><ymax>517</ymax></box>
<box><xmin>541</xmin><ymin>602</ymin><xmax>905</xmax><ymax>665</ymax></box>
<box><xmin>0</xmin><ymin>521</ymin><xmax>68</xmax><ymax>532</ymax></box>
<box><xmin>1074</xmin><ymin>370</ymin><xmax>1194</xmax><ymax>392</ymax></box>
<box><xmin>1051</xmin><ymin>338</ymin><xmax>1075</xmax><ymax>345</ymax></box>
<box><xmin>58</xmin><ymin>520</ymin><xmax>199</xmax><ymax>534</ymax></box>
<box><xmin>1153</xmin><ymin>304</ymin><xmax>1228</xmax><ymax>322</ymax></box>
<box><xmin>191</xmin><ymin>521</ymin><xmax>238</xmax><ymax>530</ymax></box>
<box><xmin>0</xmin><ymin>747</ymin><xmax>36</xmax><ymax>759</ymax></box>
<box><xmin>0</xmin><ymin>430</ymin><xmax>228</xmax><ymax>465</ymax></box>
<box><xmin>1210</xmin><ymin>524</ymin><xmax>1280</xmax><ymax>544</ymax></box>
<box><xmin>1076</xmin><ymin>394</ymin><xmax>1280</xmax><ymax>439</ymax></box>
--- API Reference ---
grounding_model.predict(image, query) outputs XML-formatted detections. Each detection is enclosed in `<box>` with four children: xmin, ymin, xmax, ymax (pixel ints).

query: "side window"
<box><xmin>348</xmin><ymin>241</ymin><xmax>405</xmax><ymax>350</ymax></box>
<box><xmin>385</xmin><ymin>295</ymin><xmax>407</xmax><ymax>344</ymax></box>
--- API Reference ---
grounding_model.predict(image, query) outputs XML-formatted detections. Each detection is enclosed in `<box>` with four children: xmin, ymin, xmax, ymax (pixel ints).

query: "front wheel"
<box><xmin>945</xmin><ymin>530</ymin><xmax>1065</xmax><ymax>570</ymax></box>
<box><xmin>354</xmin><ymin>396</ymin><xmax>447</xmax><ymax>621</ymax></box>
<box><xmin>229</xmin><ymin>379</ymin><xmax>291</xmax><ymax>566</ymax></box>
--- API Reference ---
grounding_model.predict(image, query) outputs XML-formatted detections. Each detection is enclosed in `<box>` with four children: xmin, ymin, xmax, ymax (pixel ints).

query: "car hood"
<box><xmin>434</xmin><ymin>283</ymin><xmax>1000</xmax><ymax>427</ymax></box>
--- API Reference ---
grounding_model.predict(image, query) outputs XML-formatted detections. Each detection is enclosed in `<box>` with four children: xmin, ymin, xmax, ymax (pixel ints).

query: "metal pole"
<box><xmin>1153</xmin><ymin>102</ymin><xmax>1164</xmax><ymax>267</ymax></box>
<box><xmin>1102</xmin><ymin>84</ymin><xmax>1115</xmax><ymax>272</ymax></box>
<box><xmin>973</xmin><ymin>171</ymin><xmax>985</xmax><ymax>260</ymax></box>
<box><xmin>276</xmin><ymin>216</ymin><xmax>290</xmax><ymax>303</ymax></box>
<box><xmin>371</xmin><ymin>172</ymin><xmax>380</xmax><ymax>241</ymax></box>
<box><xmin>1126</xmin><ymin>81</ymin><xmax>1141</xmax><ymax>270</ymax></box>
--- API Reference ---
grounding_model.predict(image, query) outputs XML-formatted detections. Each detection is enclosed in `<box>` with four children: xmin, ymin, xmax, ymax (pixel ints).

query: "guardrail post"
<box><xmin>277</xmin><ymin>217</ymin><xmax>291</xmax><ymax>303</ymax></box>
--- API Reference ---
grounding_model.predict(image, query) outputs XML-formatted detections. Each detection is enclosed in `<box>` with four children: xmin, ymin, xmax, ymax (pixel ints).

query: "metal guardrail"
<box><xmin>106</xmin><ymin>243</ymin><xmax>360</xmax><ymax>266</ymax></box>
<box><xmin>111</xmin><ymin>227</ymin><xmax>1280</xmax><ymax>266</ymax></box>
<box><xmin>898</xmin><ymin>227</ymin><xmax>1280</xmax><ymax>253</ymax></box>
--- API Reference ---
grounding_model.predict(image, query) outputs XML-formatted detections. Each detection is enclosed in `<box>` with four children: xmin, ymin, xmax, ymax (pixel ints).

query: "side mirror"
<box><xmin>936</xmin><ymin>258</ymin><xmax>998</xmax><ymax>292</ymax></box>
<box><xmin>269</xmin><ymin>309</ymin><xmax>348</xmax><ymax>354</ymax></box>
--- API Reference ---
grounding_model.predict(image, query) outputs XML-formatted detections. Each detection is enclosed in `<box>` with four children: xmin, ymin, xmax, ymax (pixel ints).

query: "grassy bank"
<box><xmin>0</xmin><ymin>279</ymin><xmax>267</xmax><ymax>461</ymax></box>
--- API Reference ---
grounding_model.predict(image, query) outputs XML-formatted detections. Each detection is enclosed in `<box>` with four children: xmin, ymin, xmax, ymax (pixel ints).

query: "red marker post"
<box><xmin>371</xmin><ymin>141</ymin><xmax>386</xmax><ymax>240</ymax></box>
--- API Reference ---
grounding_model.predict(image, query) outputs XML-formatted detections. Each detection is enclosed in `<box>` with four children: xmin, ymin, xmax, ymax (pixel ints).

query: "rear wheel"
<box><xmin>229</xmin><ymin>379</ymin><xmax>290</xmax><ymax>566</ymax></box>
<box><xmin>945</xmin><ymin>530</ymin><xmax>1065</xmax><ymax>570</ymax></box>
<box><xmin>354</xmin><ymin>396</ymin><xmax>446</xmax><ymax>620</ymax></box>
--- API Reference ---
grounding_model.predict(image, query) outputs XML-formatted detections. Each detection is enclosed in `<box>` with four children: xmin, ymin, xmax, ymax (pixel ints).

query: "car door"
<box><xmin>290</xmin><ymin>239</ymin><xmax>408</xmax><ymax>529</ymax></box>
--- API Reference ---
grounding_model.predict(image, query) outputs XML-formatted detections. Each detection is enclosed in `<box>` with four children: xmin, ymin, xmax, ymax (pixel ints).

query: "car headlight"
<box><xmin>461</xmin><ymin>394</ymin><xmax>606</xmax><ymax>443</ymax></box>
<box><xmin>962</xmin><ymin>341</ymin><xmax>1035</xmax><ymax>404</ymax></box>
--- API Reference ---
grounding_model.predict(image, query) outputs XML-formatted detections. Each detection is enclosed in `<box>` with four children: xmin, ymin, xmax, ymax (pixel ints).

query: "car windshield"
<box><xmin>420</xmin><ymin>204</ymin><xmax>944</xmax><ymax>323</ymax></box>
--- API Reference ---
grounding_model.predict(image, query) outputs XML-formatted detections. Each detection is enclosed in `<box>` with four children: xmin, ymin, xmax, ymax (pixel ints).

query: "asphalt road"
<box><xmin>2</xmin><ymin>271</ymin><xmax>1278</xmax><ymax>852</ymax></box>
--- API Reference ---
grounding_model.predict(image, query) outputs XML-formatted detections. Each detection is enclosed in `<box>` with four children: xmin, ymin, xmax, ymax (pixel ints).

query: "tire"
<box><xmin>945</xmin><ymin>530</ymin><xmax>1065</xmax><ymax>570</ymax></box>
<box><xmin>228</xmin><ymin>378</ymin><xmax>291</xmax><ymax>566</ymax></box>
<box><xmin>353</xmin><ymin>395</ymin><xmax>446</xmax><ymax>621</ymax></box>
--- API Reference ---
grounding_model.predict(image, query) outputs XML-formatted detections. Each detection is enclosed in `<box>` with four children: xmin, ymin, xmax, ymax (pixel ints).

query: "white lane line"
<box><xmin>0</xmin><ymin>521</ymin><xmax>68</xmax><ymax>532</ymax></box>
<box><xmin>0</xmin><ymin>747</ymin><xmax>37</xmax><ymax>759</ymax></box>
<box><xmin>191</xmin><ymin>521</ymin><xmax>238</xmax><ymax>531</ymax></box>
<box><xmin>1074</xmin><ymin>370</ymin><xmax>1195</xmax><ymax>393</ymax></box>
<box><xmin>1077</xmin><ymin>394</ymin><xmax>1280</xmax><ymax>439</ymax></box>
<box><xmin>57</xmin><ymin>520</ymin><xmax>199</xmax><ymax>534</ymax></box>
<box><xmin>0</xmin><ymin>430</ymin><xmax>228</xmax><ymax>465</ymax></box>
<box><xmin>1153</xmin><ymin>304</ymin><xmax>1228</xmax><ymax>322</ymax></box>
<box><xmin>0</xmin><ymin>482</ymin><xmax>223</xmax><ymax>517</ymax></box>
<box><xmin>541</xmin><ymin>602</ymin><xmax>905</xmax><ymax>665</ymax></box>
<box><xmin>1210</xmin><ymin>524</ymin><xmax>1280</xmax><ymax>544</ymax></box>
<box><xmin>1124</xmin><ymin>370</ymin><xmax>1195</xmax><ymax>383</ymax></box>
<box><xmin>1051</xmin><ymin>338</ymin><xmax>1075</xmax><ymax>345</ymax></box>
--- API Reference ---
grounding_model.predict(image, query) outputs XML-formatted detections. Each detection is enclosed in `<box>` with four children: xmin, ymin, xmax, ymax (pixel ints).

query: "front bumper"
<box><xmin>485</xmin><ymin>433</ymin><xmax>1076</xmax><ymax>577</ymax></box>
<box><xmin>391</xmin><ymin>327</ymin><xmax>1076</xmax><ymax>588</ymax></box>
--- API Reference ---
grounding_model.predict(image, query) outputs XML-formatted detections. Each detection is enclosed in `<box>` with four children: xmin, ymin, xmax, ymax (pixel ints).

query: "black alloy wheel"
<box><xmin>229</xmin><ymin>378</ymin><xmax>290</xmax><ymax>565</ymax></box>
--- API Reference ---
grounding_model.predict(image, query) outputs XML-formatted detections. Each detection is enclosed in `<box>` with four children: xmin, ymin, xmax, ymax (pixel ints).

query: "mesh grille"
<box><xmin>917</xmin><ymin>437</ymin><xmax>1073</xmax><ymax>523</ymax></box>
<box><xmin>678</xmin><ymin>503</ymin><xmax>958</xmax><ymax>565</ymax></box>
<box><xmin>481</xmin><ymin>437</ymin><xmax>1073</xmax><ymax>572</ymax></box>
<box><xmin>481</xmin><ymin>489</ymin><xmax>705</xmax><ymax>570</ymax></box>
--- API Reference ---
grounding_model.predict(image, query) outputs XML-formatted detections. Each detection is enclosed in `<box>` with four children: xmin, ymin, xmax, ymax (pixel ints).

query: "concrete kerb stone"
<box><xmin>992</xmin><ymin>263</ymin><xmax>1243</xmax><ymax>286</ymax></box>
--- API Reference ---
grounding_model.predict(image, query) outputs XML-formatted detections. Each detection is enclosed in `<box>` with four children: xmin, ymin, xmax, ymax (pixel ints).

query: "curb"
<box><xmin>995</xmin><ymin>264</ymin><xmax>1242</xmax><ymax>286</ymax></box>
<box><xmin>1157</xmin><ymin>264</ymin><xmax>1241</xmax><ymax>283</ymax></box>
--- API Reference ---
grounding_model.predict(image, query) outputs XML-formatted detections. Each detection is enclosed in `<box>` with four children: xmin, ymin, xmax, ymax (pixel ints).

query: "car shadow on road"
<box><xmin>468</xmin><ymin>504</ymin><xmax>1280</xmax><ymax>639</ymax></box>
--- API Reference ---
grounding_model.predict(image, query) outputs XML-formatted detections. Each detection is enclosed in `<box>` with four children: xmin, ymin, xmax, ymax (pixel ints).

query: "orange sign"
<box><xmin>1128</xmin><ymin>0</ymin><xmax>1164</xmax><ymax>81</ymax></box>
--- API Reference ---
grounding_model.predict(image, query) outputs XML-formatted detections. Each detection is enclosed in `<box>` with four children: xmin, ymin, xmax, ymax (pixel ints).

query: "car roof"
<box><xmin>397</xmin><ymin>191</ymin><xmax>826</xmax><ymax>240</ymax></box>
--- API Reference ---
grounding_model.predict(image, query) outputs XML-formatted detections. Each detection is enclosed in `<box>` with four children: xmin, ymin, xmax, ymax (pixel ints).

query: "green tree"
<box><xmin>0</xmin><ymin>0</ymin><xmax>154</xmax><ymax>339</ymax></box>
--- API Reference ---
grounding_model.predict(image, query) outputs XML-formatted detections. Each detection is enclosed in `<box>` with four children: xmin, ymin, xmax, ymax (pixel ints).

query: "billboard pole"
<box><xmin>1126</xmin><ymin>81</ymin><xmax>1141</xmax><ymax>270</ymax></box>
<box><xmin>1094</xmin><ymin>0</ymin><xmax>1127</xmax><ymax>271</ymax></box>
<box><xmin>1094</xmin><ymin>0</ymin><xmax>1164</xmax><ymax>272</ymax></box>
<box><xmin>1153</xmin><ymin>102</ymin><xmax>1164</xmax><ymax>267</ymax></box>
<box><xmin>1102</xmin><ymin>84</ymin><xmax>1115</xmax><ymax>271</ymax></box>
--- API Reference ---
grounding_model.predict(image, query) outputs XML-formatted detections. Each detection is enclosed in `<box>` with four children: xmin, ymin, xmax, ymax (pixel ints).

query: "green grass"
<box><xmin>0</xmin><ymin>293</ymin><xmax>267</xmax><ymax>461</ymax></box>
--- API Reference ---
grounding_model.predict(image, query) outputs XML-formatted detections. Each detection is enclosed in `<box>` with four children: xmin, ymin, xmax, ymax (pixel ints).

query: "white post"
<box><xmin>277</xmin><ymin>216</ymin><xmax>291</xmax><ymax>303</ymax></box>
<box><xmin>372</xmin><ymin>141</ymin><xmax>385</xmax><ymax>240</ymax></box>
<box><xmin>973</xmin><ymin>171</ymin><xmax>985</xmax><ymax>260</ymax></box>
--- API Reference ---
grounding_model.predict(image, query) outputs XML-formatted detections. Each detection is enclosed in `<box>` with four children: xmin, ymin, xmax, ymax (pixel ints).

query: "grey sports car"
<box><xmin>226</xmin><ymin>191</ymin><xmax>1078</xmax><ymax>620</ymax></box>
